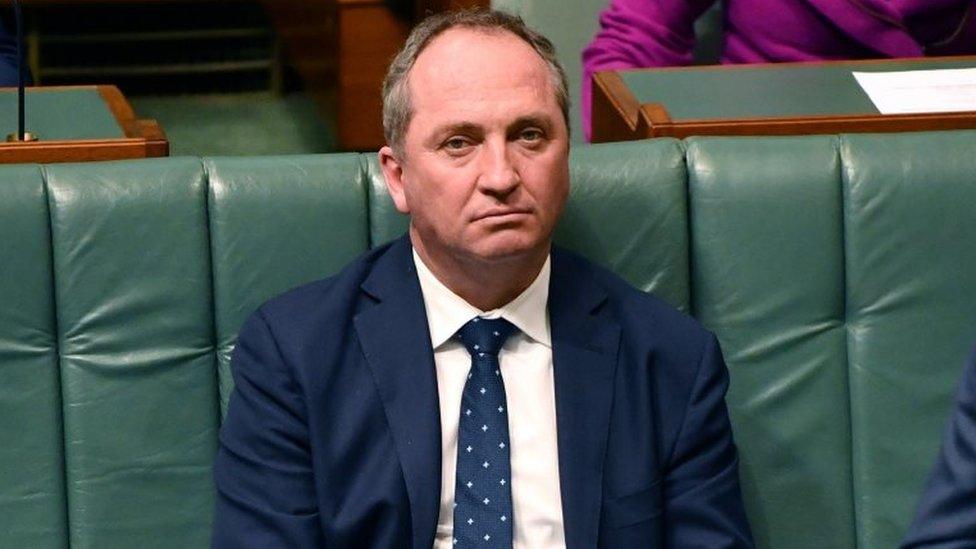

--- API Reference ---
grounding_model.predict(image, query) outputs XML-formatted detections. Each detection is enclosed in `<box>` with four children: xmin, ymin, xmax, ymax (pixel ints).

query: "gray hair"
<box><xmin>381</xmin><ymin>9</ymin><xmax>570</xmax><ymax>155</ymax></box>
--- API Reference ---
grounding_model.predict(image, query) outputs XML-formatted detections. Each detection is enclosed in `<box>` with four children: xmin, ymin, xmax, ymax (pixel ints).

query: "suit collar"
<box><xmin>355</xmin><ymin>235</ymin><xmax>442</xmax><ymax>548</ymax></box>
<box><xmin>549</xmin><ymin>248</ymin><xmax>620</xmax><ymax>549</ymax></box>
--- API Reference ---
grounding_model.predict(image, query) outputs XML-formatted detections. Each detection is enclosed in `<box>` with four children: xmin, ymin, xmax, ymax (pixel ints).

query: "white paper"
<box><xmin>852</xmin><ymin>68</ymin><xmax>976</xmax><ymax>114</ymax></box>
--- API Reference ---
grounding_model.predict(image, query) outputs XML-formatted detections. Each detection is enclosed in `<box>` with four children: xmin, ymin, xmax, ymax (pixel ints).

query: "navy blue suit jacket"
<box><xmin>213</xmin><ymin>235</ymin><xmax>753</xmax><ymax>547</ymax></box>
<box><xmin>903</xmin><ymin>346</ymin><xmax>976</xmax><ymax>547</ymax></box>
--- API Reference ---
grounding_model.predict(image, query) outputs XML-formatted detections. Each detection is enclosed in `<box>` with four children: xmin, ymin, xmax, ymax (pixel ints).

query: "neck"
<box><xmin>410</xmin><ymin>229</ymin><xmax>549</xmax><ymax>311</ymax></box>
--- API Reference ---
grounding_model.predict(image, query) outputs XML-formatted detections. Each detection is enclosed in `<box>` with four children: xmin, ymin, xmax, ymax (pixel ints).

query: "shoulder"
<box><xmin>248</xmin><ymin>240</ymin><xmax>396</xmax><ymax>338</ymax></box>
<box><xmin>552</xmin><ymin>248</ymin><xmax>731</xmax><ymax>466</ymax></box>
<box><xmin>553</xmin><ymin>246</ymin><xmax>712</xmax><ymax>357</ymax></box>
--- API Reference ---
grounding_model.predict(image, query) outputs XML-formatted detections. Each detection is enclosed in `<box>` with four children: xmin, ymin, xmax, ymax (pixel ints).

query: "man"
<box><xmin>213</xmin><ymin>9</ymin><xmax>753</xmax><ymax>548</ymax></box>
<box><xmin>902</xmin><ymin>345</ymin><xmax>976</xmax><ymax>547</ymax></box>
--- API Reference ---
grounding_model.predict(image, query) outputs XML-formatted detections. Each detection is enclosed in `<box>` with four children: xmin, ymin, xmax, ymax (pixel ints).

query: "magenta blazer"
<box><xmin>582</xmin><ymin>0</ymin><xmax>976</xmax><ymax>139</ymax></box>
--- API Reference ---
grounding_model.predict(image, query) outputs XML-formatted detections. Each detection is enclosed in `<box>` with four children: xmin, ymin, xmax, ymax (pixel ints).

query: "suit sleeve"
<box><xmin>212</xmin><ymin>309</ymin><xmax>324</xmax><ymax>548</ymax></box>
<box><xmin>901</xmin><ymin>347</ymin><xmax>976</xmax><ymax>548</ymax></box>
<box><xmin>580</xmin><ymin>0</ymin><xmax>716</xmax><ymax>140</ymax></box>
<box><xmin>664</xmin><ymin>333</ymin><xmax>754</xmax><ymax>547</ymax></box>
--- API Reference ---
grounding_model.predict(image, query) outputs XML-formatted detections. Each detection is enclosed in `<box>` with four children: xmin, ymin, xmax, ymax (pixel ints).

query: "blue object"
<box><xmin>211</xmin><ymin>235</ymin><xmax>753</xmax><ymax>547</ymax></box>
<box><xmin>902</xmin><ymin>345</ymin><xmax>976</xmax><ymax>547</ymax></box>
<box><xmin>0</xmin><ymin>15</ymin><xmax>23</xmax><ymax>87</ymax></box>
<box><xmin>453</xmin><ymin>317</ymin><xmax>518</xmax><ymax>548</ymax></box>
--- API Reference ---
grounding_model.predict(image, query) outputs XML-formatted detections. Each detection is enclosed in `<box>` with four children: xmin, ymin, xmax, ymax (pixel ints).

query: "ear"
<box><xmin>378</xmin><ymin>146</ymin><xmax>411</xmax><ymax>214</ymax></box>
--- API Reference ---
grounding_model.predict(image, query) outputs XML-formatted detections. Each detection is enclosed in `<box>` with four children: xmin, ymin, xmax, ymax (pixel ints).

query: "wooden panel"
<box><xmin>268</xmin><ymin>0</ymin><xmax>440</xmax><ymax>151</ymax></box>
<box><xmin>415</xmin><ymin>0</ymin><xmax>489</xmax><ymax>16</ymax></box>
<box><xmin>261</xmin><ymin>0</ymin><xmax>335</xmax><ymax>111</ymax></box>
<box><xmin>336</xmin><ymin>0</ymin><xmax>409</xmax><ymax>151</ymax></box>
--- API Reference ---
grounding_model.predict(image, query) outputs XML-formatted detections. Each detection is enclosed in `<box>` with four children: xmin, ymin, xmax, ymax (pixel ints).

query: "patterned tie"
<box><xmin>452</xmin><ymin>316</ymin><xmax>519</xmax><ymax>548</ymax></box>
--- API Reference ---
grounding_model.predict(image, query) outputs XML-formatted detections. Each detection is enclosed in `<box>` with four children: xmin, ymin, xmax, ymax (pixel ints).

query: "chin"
<box><xmin>467</xmin><ymin>234</ymin><xmax>547</xmax><ymax>263</ymax></box>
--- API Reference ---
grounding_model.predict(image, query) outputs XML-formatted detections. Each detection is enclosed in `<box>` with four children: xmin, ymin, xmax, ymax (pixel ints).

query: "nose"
<box><xmin>477</xmin><ymin>138</ymin><xmax>519</xmax><ymax>198</ymax></box>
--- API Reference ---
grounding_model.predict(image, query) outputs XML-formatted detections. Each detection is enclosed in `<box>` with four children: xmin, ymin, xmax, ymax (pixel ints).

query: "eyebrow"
<box><xmin>433</xmin><ymin>122</ymin><xmax>481</xmax><ymax>137</ymax></box>
<box><xmin>510</xmin><ymin>114</ymin><xmax>554</xmax><ymax>129</ymax></box>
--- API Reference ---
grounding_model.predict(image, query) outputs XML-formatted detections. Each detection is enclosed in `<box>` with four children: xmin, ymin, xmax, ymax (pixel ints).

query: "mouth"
<box><xmin>473</xmin><ymin>208</ymin><xmax>533</xmax><ymax>222</ymax></box>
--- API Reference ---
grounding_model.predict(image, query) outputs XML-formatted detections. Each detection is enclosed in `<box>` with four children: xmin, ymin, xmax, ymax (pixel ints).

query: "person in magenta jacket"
<box><xmin>582</xmin><ymin>0</ymin><xmax>976</xmax><ymax>140</ymax></box>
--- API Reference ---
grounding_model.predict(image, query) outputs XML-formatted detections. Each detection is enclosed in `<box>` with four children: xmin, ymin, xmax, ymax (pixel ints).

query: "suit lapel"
<box><xmin>354</xmin><ymin>236</ymin><xmax>441</xmax><ymax>549</ymax></box>
<box><xmin>549</xmin><ymin>249</ymin><xmax>620</xmax><ymax>549</ymax></box>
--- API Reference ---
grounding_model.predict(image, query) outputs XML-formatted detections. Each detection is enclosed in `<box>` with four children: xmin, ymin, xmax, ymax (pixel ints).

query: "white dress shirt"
<box><xmin>413</xmin><ymin>250</ymin><xmax>566</xmax><ymax>549</ymax></box>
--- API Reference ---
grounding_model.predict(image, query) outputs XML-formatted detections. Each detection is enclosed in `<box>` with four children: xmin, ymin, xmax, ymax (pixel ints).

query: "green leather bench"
<box><xmin>3</xmin><ymin>130</ymin><xmax>975</xmax><ymax>548</ymax></box>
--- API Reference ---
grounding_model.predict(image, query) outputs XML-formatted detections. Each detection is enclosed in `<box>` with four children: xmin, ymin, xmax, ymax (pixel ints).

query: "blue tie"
<box><xmin>452</xmin><ymin>316</ymin><xmax>518</xmax><ymax>548</ymax></box>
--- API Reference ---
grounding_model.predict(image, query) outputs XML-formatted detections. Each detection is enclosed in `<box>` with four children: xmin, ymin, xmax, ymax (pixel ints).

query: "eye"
<box><xmin>518</xmin><ymin>128</ymin><xmax>545</xmax><ymax>144</ymax></box>
<box><xmin>442</xmin><ymin>136</ymin><xmax>474</xmax><ymax>155</ymax></box>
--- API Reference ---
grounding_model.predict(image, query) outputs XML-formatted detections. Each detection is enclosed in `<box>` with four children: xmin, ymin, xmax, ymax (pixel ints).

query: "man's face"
<box><xmin>380</xmin><ymin>27</ymin><xmax>570</xmax><ymax>268</ymax></box>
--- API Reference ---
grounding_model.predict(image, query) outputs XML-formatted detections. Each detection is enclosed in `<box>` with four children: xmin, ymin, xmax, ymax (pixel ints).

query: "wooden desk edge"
<box><xmin>97</xmin><ymin>85</ymin><xmax>169</xmax><ymax>155</ymax></box>
<box><xmin>593</xmin><ymin>56</ymin><xmax>976</xmax><ymax>141</ymax></box>
<box><xmin>592</xmin><ymin>71</ymin><xmax>645</xmax><ymax>143</ymax></box>
<box><xmin>642</xmin><ymin>110</ymin><xmax>976</xmax><ymax>138</ymax></box>
<box><xmin>0</xmin><ymin>136</ymin><xmax>170</xmax><ymax>163</ymax></box>
<box><xmin>0</xmin><ymin>85</ymin><xmax>170</xmax><ymax>161</ymax></box>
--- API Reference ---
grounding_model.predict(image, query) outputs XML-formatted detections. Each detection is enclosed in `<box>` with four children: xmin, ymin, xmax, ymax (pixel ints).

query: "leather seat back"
<box><xmin>2</xmin><ymin>131</ymin><xmax>975</xmax><ymax>548</ymax></box>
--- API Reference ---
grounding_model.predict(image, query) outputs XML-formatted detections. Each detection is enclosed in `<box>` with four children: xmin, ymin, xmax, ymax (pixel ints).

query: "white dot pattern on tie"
<box><xmin>452</xmin><ymin>316</ymin><xmax>518</xmax><ymax>548</ymax></box>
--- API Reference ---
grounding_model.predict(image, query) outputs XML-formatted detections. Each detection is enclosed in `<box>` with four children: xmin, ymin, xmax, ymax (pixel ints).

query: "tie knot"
<box><xmin>457</xmin><ymin>317</ymin><xmax>518</xmax><ymax>357</ymax></box>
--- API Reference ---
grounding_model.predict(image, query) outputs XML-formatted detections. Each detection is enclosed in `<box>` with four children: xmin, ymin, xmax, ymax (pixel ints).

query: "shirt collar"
<box><xmin>413</xmin><ymin>249</ymin><xmax>551</xmax><ymax>349</ymax></box>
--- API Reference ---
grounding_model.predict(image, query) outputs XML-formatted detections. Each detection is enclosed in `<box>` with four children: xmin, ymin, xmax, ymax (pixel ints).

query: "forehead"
<box><xmin>406</xmin><ymin>27</ymin><xmax>558</xmax><ymax>124</ymax></box>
